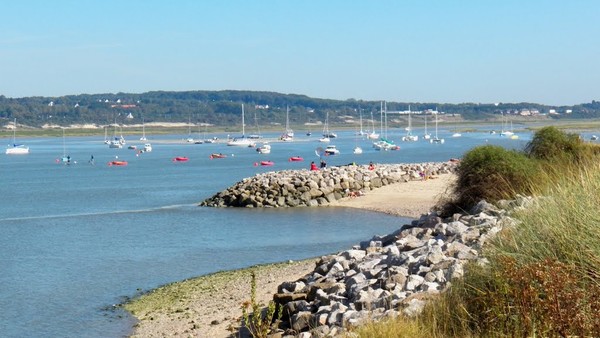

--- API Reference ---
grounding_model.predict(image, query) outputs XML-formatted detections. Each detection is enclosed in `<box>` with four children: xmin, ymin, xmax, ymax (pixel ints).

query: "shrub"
<box><xmin>524</xmin><ymin>126</ymin><xmax>587</xmax><ymax>161</ymax></box>
<box><xmin>451</xmin><ymin>145</ymin><xmax>538</xmax><ymax>211</ymax></box>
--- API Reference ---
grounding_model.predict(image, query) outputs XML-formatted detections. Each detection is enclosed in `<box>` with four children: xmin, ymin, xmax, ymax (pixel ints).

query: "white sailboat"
<box><xmin>373</xmin><ymin>101</ymin><xmax>398</xmax><ymax>151</ymax></box>
<box><xmin>186</xmin><ymin>117</ymin><xmax>194</xmax><ymax>143</ymax></box>
<box><xmin>58</xmin><ymin>128</ymin><xmax>75</xmax><ymax>164</ymax></box>
<box><xmin>280</xmin><ymin>105</ymin><xmax>293</xmax><ymax>141</ymax></box>
<box><xmin>227</xmin><ymin>104</ymin><xmax>254</xmax><ymax>146</ymax></box>
<box><xmin>109</xmin><ymin>125</ymin><xmax>123</xmax><ymax>148</ymax></box>
<box><xmin>249</xmin><ymin>111</ymin><xmax>262</xmax><ymax>140</ymax></box>
<box><xmin>429</xmin><ymin>112</ymin><xmax>445</xmax><ymax>144</ymax></box>
<box><xmin>203</xmin><ymin>125</ymin><xmax>216</xmax><ymax>143</ymax></box>
<box><xmin>103</xmin><ymin>126</ymin><xmax>110</xmax><ymax>144</ymax></box>
<box><xmin>321</xmin><ymin>111</ymin><xmax>337</xmax><ymax>138</ymax></box>
<box><xmin>357</xmin><ymin>109</ymin><xmax>366</xmax><ymax>136</ymax></box>
<box><xmin>367</xmin><ymin>110</ymin><xmax>380</xmax><ymax>140</ymax></box>
<box><xmin>6</xmin><ymin>118</ymin><xmax>29</xmax><ymax>154</ymax></box>
<box><xmin>500</xmin><ymin>113</ymin><xmax>514</xmax><ymax>137</ymax></box>
<box><xmin>401</xmin><ymin>106</ymin><xmax>418</xmax><ymax>141</ymax></box>
<box><xmin>451</xmin><ymin>115</ymin><xmax>462</xmax><ymax>138</ymax></box>
<box><xmin>423</xmin><ymin>116</ymin><xmax>431</xmax><ymax>140</ymax></box>
<box><xmin>140</xmin><ymin>118</ymin><xmax>147</xmax><ymax>141</ymax></box>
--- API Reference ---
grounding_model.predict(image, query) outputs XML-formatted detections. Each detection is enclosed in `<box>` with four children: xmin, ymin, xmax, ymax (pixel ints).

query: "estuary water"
<box><xmin>1</xmin><ymin>125</ymin><xmax>532</xmax><ymax>337</ymax></box>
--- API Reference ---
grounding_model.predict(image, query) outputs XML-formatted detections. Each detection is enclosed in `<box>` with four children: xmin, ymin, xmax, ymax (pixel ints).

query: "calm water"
<box><xmin>1</xmin><ymin>125</ymin><xmax>533</xmax><ymax>337</ymax></box>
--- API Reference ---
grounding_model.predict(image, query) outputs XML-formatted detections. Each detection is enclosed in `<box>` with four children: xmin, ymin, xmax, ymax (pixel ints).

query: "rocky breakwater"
<box><xmin>200</xmin><ymin>162</ymin><xmax>456</xmax><ymax>208</ymax></box>
<box><xmin>270</xmin><ymin>197</ymin><xmax>534</xmax><ymax>337</ymax></box>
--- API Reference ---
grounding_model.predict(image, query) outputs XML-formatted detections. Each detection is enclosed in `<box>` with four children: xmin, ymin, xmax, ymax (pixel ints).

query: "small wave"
<box><xmin>0</xmin><ymin>204</ymin><xmax>198</xmax><ymax>222</ymax></box>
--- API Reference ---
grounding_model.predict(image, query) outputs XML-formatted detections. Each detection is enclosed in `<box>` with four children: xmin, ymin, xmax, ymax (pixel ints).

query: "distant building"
<box><xmin>565</xmin><ymin>109</ymin><xmax>573</xmax><ymax>114</ymax></box>
<box><xmin>48</xmin><ymin>101</ymin><xmax>54</xmax><ymax>107</ymax></box>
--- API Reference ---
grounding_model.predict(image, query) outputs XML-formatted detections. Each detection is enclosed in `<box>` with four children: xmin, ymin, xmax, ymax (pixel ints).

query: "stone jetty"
<box><xmin>200</xmin><ymin>162</ymin><xmax>457</xmax><ymax>208</ymax></box>
<box><xmin>269</xmin><ymin>196</ymin><xmax>533</xmax><ymax>337</ymax></box>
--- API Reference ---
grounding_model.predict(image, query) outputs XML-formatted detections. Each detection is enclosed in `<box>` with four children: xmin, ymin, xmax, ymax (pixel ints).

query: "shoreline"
<box><xmin>124</xmin><ymin>173</ymin><xmax>456</xmax><ymax>337</ymax></box>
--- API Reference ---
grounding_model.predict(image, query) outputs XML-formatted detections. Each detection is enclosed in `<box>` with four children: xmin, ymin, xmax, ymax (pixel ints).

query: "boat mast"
<box><xmin>241</xmin><ymin>104</ymin><xmax>245</xmax><ymax>137</ymax></box>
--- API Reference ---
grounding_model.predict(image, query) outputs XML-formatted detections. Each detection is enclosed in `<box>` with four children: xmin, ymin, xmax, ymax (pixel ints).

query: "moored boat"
<box><xmin>209</xmin><ymin>153</ymin><xmax>227</xmax><ymax>159</ymax></box>
<box><xmin>254</xmin><ymin>160</ymin><xmax>274</xmax><ymax>166</ymax></box>
<box><xmin>172</xmin><ymin>157</ymin><xmax>189</xmax><ymax>162</ymax></box>
<box><xmin>288</xmin><ymin>156</ymin><xmax>304</xmax><ymax>162</ymax></box>
<box><xmin>108</xmin><ymin>160</ymin><xmax>128</xmax><ymax>166</ymax></box>
<box><xmin>256</xmin><ymin>143</ymin><xmax>271</xmax><ymax>154</ymax></box>
<box><xmin>6</xmin><ymin>118</ymin><xmax>29</xmax><ymax>155</ymax></box>
<box><xmin>324</xmin><ymin>145</ymin><xmax>340</xmax><ymax>155</ymax></box>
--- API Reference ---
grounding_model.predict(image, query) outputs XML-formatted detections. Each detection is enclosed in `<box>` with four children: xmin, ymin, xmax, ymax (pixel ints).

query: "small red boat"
<box><xmin>172</xmin><ymin>157</ymin><xmax>189</xmax><ymax>162</ymax></box>
<box><xmin>255</xmin><ymin>160</ymin><xmax>274</xmax><ymax>166</ymax></box>
<box><xmin>108</xmin><ymin>161</ymin><xmax>128</xmax><ymax>166</ymax></box>
<box><xmin>288</xmin><ymin>156</ymin><xmax>304</xmax><ymax>162</ymax></box>
<box><xmin>209</xmin><ymin>153</ymin><xmax>227</xmax><ymax>159</ymax></box>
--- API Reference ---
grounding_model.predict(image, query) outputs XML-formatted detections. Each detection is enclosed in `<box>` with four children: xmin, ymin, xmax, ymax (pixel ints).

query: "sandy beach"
<box><xmin>125</xmin><ymin>173</ymin><xmax>456</xmax><ymax>337</ymax></box>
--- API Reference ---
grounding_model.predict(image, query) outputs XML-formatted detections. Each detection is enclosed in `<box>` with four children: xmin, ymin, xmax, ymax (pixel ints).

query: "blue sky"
<box><xmin>0</xmin><ymin>0</ymin><xmax>598</xmax><ymax>105</ymax></box>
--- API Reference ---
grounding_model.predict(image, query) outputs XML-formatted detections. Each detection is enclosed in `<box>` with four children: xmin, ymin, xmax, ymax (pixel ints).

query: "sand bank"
<box><xmin>125</xmin><ymin>173</ymin><xmax>456</xmax><ymax>337</ymax></box>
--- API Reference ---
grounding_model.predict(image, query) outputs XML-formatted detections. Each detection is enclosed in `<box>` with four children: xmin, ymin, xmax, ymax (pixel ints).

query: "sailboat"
<box><xmin>500</xmin><ymin>113</ymin><xmax>514</xmax><ymax>137</ymax></box>
<box><xmin>186</xmin><ymin>117</ymin><xmax>194</xmax><ymax>143</ymax></box>
<box><xmin>373</xmin><ymin>101</ymin><xmax>398</xmax><ymax>151</ymax></box>
<box><xmin>249</xmin><ymin>111</ymin><xmax>262</xmax><ymax>140</ymax></box>
<box><xmin>451</xmin><ymin>117</ymin><xmax>462</xmax><ymax>138</ymax></box>
<box><xmin>280</xmin><ymin>105</ymin><xmax>293</xmax><ymax>141</ymax></box>
<box><xmin>202</xmin><ymin>125</ymin><xmax>216</xmax><ymax>143</ymax></box>
<box><xmin>353</xmin><ymin>128</ymin><xmax>363</xmax><ymax>154</ymax></box>
<box><xmin>357</xmin><ymin>109</ymin><xmax>366</xmax><ymax>136</ymax></box>
<box><xmin>109</xmin><ymin>124</ymin><xmax>123</xmax><ymax>148</ymax></box>
<box><xmin>103</xmin><ymin>126</ymin><xmax>110</xmax><ymax>144</ymax></box>
<box><xmin>58</xmin><ymin>128</ymin><xmax>74</xmax><ymax>164</ymax></box>
<box><xmin>321</xmin><ymin>111</ymin><xmax>337</xmax><ymax>138</ymax></box>
<box><xmin>367</xmin><ymin>110</ymin><xmax>380</xmax><ymax>140</ymax></box>
<box><xmin>6</xmin><ymin>118</ymin><xmax>29</xmax><ymax>154</ymax></box>
<box><xmin>227</xmin><ymin>104</ymin><xmax>254</xmax><ymax>146</ymax></box>
<box><xmin>319</xmin><ymin>112</ymin><xmax>333</xmax><ymax>142</ymax></box>
<box><xmin>429</xmin><ymin>112</ymin><xmax>445</xmax><ymax>144</ymax></box>
<box><xmin>401</xmin><ymin>106</ymin><xmax>419</xmax><ymax>141</ymax></box>
<box><xmin>140</xmin><ymin>118</ymin><xmax>147</xmax><ymax>141</ymax></box>
<box><xmin>423</xmin><ymin>116</ymin><xmax>431</xmax><ymax>140</ymax></box>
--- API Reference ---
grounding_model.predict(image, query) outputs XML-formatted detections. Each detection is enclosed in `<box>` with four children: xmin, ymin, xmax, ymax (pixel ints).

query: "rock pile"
<box><xmin>270</xmin><ymin>197</ymin><xmax>534</xmax><ymax>337</ymax></box>
<box><xmin>200</xmin><ymin>162</ymin><xmax>456</xmax><ymax>208</ymax></box>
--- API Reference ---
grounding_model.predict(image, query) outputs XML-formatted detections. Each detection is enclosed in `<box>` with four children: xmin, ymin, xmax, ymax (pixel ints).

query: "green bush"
<box><xmin>452</xmin><ymin>145</ymin><xmax>538</xmax><ymax>211</ymax></box>
<box><xmin>524</xmin><ymin>126</ymin><xmax>586</xmax><ymax>161</ymax></box>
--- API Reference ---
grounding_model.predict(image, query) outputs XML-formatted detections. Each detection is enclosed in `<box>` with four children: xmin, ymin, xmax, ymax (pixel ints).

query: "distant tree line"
<box><xmin>0</xmin><ymin>90</ymin><xmax>597</xmax><ymax>127</ymax></box>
